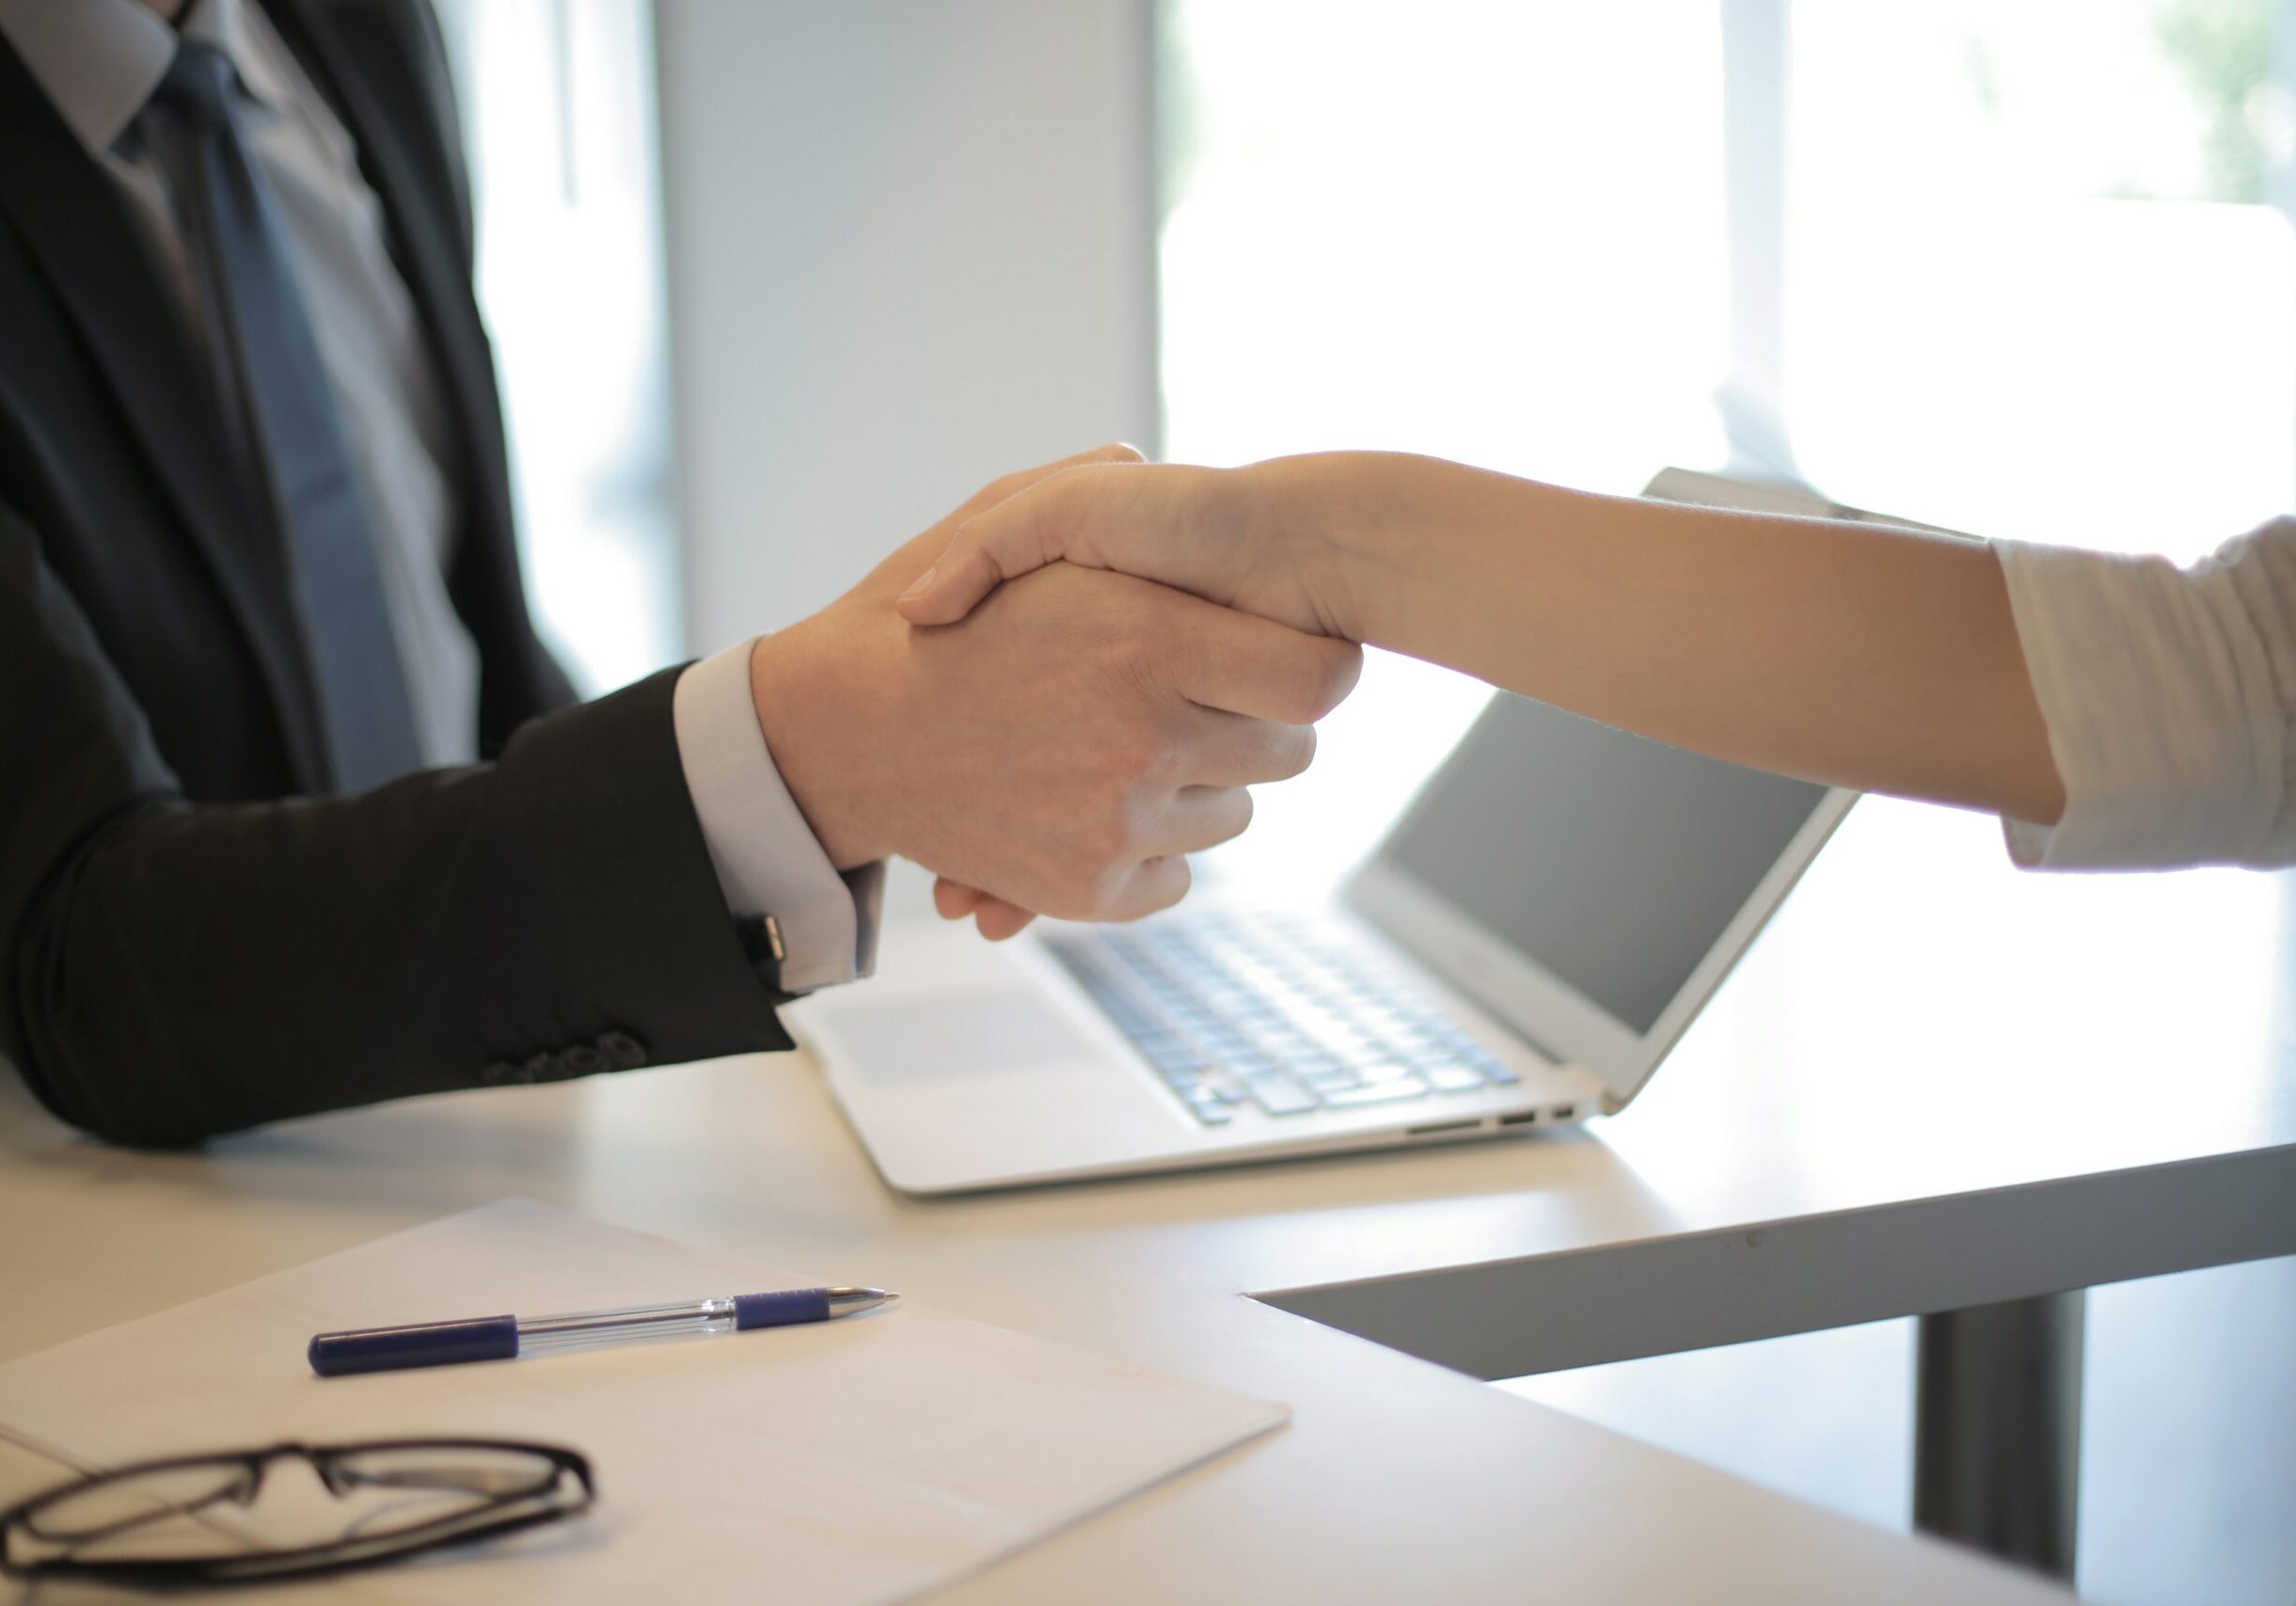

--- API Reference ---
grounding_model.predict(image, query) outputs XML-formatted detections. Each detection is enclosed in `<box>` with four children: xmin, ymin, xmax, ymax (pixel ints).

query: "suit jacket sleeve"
<box><xmin>0</xmin><ymin>500</ymin><xmax>795</xmax><ymax>1146</ymax></box>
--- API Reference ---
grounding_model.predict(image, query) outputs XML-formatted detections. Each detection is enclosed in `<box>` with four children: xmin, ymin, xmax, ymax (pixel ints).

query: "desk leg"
<box><xmin>1912</xmin><ymin>1289</ymin><xmax>2085</xmax><ymax>1580</ymax></box>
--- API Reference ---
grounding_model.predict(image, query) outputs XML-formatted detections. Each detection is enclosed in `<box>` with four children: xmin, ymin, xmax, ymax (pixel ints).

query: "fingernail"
<box><xmin>897</xmin><ymin>566</ymin><xmax>937</xmax><ymax>603</ymax></box>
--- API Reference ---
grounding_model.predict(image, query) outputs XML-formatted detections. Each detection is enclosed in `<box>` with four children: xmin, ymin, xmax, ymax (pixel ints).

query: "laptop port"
<box><xmin>1406</xmin><ymin>1119</ymin><xmax>1482</xmax><ymax>1137</ymax></box>
<box><xmin>1497</xmin><ymin>1110</ymin><xmax>1540</xmax><ymax>1127</ymax></box>
<box><xmin>1551</xmin><ymin>1105</ymin><xmax>1576</xmax><ymax>1121</ymax></box>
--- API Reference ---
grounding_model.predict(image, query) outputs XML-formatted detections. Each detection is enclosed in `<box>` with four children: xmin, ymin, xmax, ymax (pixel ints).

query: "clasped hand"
<box><xmin>751</xmin><ymin>448</ymin><xmax>1358</xmax><ymax>941</ymax></box>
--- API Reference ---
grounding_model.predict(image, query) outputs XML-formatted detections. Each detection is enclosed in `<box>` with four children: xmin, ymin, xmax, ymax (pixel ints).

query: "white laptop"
<box><xmin>795</xmin><ymin>471</ymin><xmax>1880</xmax><ymax>1194</ymax></box>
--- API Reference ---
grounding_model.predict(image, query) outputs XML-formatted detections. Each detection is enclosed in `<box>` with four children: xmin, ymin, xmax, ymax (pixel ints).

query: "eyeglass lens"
<box><xmin>8</xmin><ymin>1444</ymin><xmax>578</xmax><ymax>1571</ymax></box>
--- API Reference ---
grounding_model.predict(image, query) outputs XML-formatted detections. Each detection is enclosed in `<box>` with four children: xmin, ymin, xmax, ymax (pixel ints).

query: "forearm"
<box><xmin>1265</xmin><ymin>452</ymin><xmax>2066</xmax><ymax>824</ymax></box>
<box><xmin>7</xmin><ymin>673</ymin><xmax>791</xmax><ymax>1145</ymax></box>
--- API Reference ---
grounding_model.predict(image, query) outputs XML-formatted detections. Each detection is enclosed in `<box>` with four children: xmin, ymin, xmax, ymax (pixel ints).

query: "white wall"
<box><xmin>654</xmin><ymin>0</ymin><xmax>1160</xmax><ymax>653</ymax></box>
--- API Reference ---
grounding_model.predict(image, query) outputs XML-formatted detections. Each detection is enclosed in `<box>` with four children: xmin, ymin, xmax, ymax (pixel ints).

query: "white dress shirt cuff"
<box><xmin>1992</xmin><ymin>535</ymin><xmax>2287</xmax><ymax>870</ymax></box>
<box><xmin>673</xmin><ymin>640</ymin><xmax>883</xmax><ymax>993</ymax></box>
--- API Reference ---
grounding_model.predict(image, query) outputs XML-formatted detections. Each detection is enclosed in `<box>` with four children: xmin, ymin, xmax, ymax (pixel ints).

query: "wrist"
<box><xmin>1242</xmin><ymin>452</ymin><xmax>1413</xmax><ymax>644</ymax></box>
<box><xmin>747</xmin><ymin>625</ymin><xmax>892</xmax><ymax>870</ymax></box>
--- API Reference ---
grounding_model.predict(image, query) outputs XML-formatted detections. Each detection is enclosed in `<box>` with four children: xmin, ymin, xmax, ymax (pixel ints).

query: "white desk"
<box><xmin>5</xmin><ymin>798</ymin><xmax>2284</xmax><ymax>1602</ymax></box>
<box><xmin>1260</xmin><ymin>796</ymin><xmax>2296</xmax><ymax>1368</ymax></box>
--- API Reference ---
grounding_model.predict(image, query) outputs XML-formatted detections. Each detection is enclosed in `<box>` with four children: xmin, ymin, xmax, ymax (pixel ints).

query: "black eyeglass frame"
<box><xmin>0</xmin><ymin>1437</ymin><xmax>594</xmax><ymax>1586</ymax></box>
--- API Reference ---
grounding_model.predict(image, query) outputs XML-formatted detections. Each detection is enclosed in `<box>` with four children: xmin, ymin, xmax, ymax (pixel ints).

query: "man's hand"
<box><xmin>750</xmin><ymin>451</ymin><xmax>1363</xmax><ymax>936</ymax></box>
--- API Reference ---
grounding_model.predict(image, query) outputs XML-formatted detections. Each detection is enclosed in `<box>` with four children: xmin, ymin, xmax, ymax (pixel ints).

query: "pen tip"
<box><xmin>825</xmin><ymin>1288</ymin><xmax>897</xmax><ymax>1317</ymax></box>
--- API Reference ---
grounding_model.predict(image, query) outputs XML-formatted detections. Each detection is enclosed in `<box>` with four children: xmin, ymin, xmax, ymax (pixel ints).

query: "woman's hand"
<box><xmin>895</xmin><ymin>457</ymin><xmax>1358</xmax><ymax>639</ymax></box>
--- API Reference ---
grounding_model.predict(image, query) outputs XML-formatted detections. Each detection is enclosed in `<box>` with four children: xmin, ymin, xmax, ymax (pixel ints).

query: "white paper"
<box><xmin>0</xmin><ymin>1199</ymin><xmax>1286</xmax><ymax>1603</ymax></box>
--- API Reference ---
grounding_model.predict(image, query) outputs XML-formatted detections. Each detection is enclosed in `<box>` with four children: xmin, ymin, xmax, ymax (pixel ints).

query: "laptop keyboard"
<box><xmin>1040</xmin><ymin>912</ymin><xmax>1520</xmax><ymax>1126</ymax></box>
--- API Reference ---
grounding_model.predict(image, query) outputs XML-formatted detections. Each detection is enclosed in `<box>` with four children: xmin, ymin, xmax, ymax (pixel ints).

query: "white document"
<box><xmin>0</xmin><ymin>1199</ymin><xmax>1286</xmax><ymax>1603</ymax></box>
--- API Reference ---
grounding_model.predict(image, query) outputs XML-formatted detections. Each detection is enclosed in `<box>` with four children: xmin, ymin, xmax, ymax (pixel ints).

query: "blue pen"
<box><xmin>308</xmin><ymin>1288</ymin><xmax>896</xmax><ymax>1377</ymax></box>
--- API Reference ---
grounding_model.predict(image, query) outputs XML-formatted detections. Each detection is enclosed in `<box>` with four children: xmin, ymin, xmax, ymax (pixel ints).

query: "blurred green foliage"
<box><xmin>2155</xmin><ymin>0</ymin><xmax>2272</xmax><ymax>200</ymax></box>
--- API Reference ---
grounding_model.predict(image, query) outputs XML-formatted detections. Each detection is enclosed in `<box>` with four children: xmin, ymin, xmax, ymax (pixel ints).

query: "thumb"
<box><xmin>897</xmin><ymin>468</ymin><xmax>1110</xmax><ymax>626</ymax></box>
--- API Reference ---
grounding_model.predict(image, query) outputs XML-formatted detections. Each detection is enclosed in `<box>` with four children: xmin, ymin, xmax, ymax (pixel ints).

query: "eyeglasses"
<box><xmin>0</xmin><ymin>1438</ymin><xmax>594</xmax><ymax>1586</ymax></box>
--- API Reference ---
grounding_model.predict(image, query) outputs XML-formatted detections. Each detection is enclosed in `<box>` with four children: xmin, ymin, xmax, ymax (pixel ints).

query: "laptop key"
<box><xmin>1241</xmin><ymin>1073</ymin><xmax>1320</xmax><ymax>1116</ymax></box>
<box><xmin>1426</xmin><ymin>1064</ymin><xmax>1487</xmax><ymax>1093</ymax></box>
<box><xmin>1354</xmin><ymin>1058</ymin><xmax>1423</xmax><ymax>1084</ymax></box>
<box><xmin>1320</xmin><ymin>1077</ymin><xmax>1433</xmax><ymax>1107</ymax></box>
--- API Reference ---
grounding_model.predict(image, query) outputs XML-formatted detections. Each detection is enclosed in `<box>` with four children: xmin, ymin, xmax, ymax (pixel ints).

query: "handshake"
<box><xmin>751</xmin><ymin>445</ymin><xmax>1360</xmax><ymax>941</ymax></box>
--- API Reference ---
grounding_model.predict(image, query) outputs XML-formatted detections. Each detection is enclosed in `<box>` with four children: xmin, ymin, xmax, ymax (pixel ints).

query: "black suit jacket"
<box><xmin>0</xmin><ymin>0</ymin><xmax>793</xmax><ymax>1145</ymax></box>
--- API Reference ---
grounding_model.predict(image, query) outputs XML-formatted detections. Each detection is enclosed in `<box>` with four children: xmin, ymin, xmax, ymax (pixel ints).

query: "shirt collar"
<box><xmin>0</xmin><ymin>0</ymin><xmax>283</xmax><ymax>158</ymax></box>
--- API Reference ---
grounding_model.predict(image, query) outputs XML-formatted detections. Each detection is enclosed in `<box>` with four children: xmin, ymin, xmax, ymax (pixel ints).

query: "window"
<box><xmin>1781</xmin><ymin>0</ymin><xmax>2296</xmax><ymax>560</ymax></box>
<box><xmin>432</xmin><ymin>0</ymin><xmax>681</xmax><ymax>695</ymax></box>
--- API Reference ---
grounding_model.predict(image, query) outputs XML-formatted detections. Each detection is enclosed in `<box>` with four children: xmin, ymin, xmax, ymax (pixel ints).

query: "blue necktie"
<box><xmin>152</xmin><ymin>41</ymin><xmax>424</xmax><ymax>792</ymax></box>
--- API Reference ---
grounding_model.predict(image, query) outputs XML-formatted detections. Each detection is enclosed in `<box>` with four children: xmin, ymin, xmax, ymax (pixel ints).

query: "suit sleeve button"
<box><xmin>560</xmin><ymin>1043</ymin><xmax>608</xmax><ymax>1078</ymax></box>
<box><xmin>597</xmin><ymin>1031</ymin><xmax>647</xmax><ymax>1070</ymax></box>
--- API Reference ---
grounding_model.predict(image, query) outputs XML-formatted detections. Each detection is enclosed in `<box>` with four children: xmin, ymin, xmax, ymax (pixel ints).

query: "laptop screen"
<box><xmin>1377</xmin><ymin>694</ymin><xmax>1829</xmax><ymax>1035</ymax></box>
